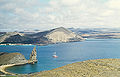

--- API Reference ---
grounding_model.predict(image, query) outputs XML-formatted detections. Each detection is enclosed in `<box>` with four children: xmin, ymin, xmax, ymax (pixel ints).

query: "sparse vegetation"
<box><xmin>20</xmin><ymin>59</ymin><xmax>120</xmax><ymax>77</ymax></box>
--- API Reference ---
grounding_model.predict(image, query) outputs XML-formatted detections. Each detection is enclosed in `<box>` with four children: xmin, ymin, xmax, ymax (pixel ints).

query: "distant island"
<box><xmin>69</xmin><ymin>28</ymin><xmax>120</xmax><ymax>39</ymax></box>
<box><xmin>0</xmin><ymin>27</ymin><xmax>84</xmax><ymax>45</ymax></box>
<box><xmin>0</xmin><ymin>27</ymin><xmax>120</xmax><ymax>46</ymax></box>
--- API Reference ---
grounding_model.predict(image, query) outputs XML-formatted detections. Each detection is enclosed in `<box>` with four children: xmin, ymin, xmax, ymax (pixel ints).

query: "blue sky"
<box><xmin>0</xmin><ymin>0</ymin><xmax>120</xmax><ymax>31</ymax></box>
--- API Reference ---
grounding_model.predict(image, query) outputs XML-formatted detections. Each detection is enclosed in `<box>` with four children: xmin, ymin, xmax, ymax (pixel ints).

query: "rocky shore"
<box><xmin>1</xmin><ymin>51</ymin><xmax>120</xmax><ymax>77</ymax></box>
<box><xmin>20</xmin><ymin>59</ymin><xmax>120</xmax><ymax>77</ymax></box>
<box><xmin>0</xmin><ymin>47</ymin><xmax>37</xmax><ymax>76</ymax></box>
<box><xmin>0</xmin><ymin>63</ymin><xmax>27</xmax><ymax>75</ymax></box>
<box><xmin>1</xmin><ymin>59</ymin><xmax>120</xmax><ymax>77</ymax></box>
<box><xmin>0</xmin><ymin>61</ymin><xmax>37</xmax><ymax>76</ymax></box>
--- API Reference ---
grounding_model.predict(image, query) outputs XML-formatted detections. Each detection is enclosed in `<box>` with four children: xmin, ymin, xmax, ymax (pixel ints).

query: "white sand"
<box><xmin>0</xmin><ymin>64</ymin><xmax>16</xmax><ymax>75</ymax></box>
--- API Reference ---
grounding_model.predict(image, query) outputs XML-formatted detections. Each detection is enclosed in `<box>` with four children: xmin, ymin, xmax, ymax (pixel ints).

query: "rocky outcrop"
<box><xmin>0</xmin><ymin>53</ymin><xmax>27</xmax><ymax>65</ymax></box>
<box><xmin>29</xmin><ymin>47</ymin><xmax>37</xmax><ymax>63</ymax></box>
<box><xmin>0</xmin><ymin>48</ymin><xmax>38</xmax><ymax>75</ymax></box>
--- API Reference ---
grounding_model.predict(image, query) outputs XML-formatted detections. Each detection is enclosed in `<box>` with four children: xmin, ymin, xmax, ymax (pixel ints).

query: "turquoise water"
<box><xmin>0</xmin><ymin>39</ymin><xmax>120</xmax><ymax>74</ymax></box>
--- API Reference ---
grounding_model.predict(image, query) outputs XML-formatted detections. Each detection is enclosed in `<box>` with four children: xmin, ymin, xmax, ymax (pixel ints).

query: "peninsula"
<box><xmin>0</xmin><ymin>47</ymin><xmax>37</xmax><ymax>75</ymax></box>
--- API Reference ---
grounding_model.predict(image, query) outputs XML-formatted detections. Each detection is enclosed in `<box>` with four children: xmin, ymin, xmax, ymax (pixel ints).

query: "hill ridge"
<box><xmin>0</xmin><ymin>27</ymin><xmax>84</xmax><ymax>44</ymax></box>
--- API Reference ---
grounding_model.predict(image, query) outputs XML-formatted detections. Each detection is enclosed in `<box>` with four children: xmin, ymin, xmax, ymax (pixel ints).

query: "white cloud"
<box><xmin>48</xmin><ymin>15</ymin><xmax>56</xmax><ymax>21</ymax></box>
<box><xmin>61</xmin><ymin>0</ymin><xmax>80</xmax><ymax>6</ymax></box>
<box><xmin>0</xmin><ymin>0</ymin><xmax>120</xmax><ymax>31</ymax></box>
<box><xmin>101</xmin><ymin>10</ymin><xmax>114</xmax><ymax>16</ymax></box>
<box><xmin>107</xmin><ymin>0</ymin><xmax>120</xmax><ymax>9</ymax></box>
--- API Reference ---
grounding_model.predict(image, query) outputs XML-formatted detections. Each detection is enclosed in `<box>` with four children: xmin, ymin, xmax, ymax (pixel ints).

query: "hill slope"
<box><xmin>0</xmin><ymin>52</ymin><xmax>27</xmax><ymax>65</ymax></box>
<box><xmin>45</xmin><ymin>27</ymin><xmax>84</xmax><ymax>43</ymax></box>
<box><xmin>21</xmin><ymin>59</ymin><xmax>120</xmax><ymax>77</ymax></box>
<box><xmin>0</xmin><ymin>32</ymin><xmax>24</xmax><ymax>43</ymax></box>
<box><xmin>0</xmin><ymin>27</ymin><xmax>84</xmax><ymax>44</ymax></box>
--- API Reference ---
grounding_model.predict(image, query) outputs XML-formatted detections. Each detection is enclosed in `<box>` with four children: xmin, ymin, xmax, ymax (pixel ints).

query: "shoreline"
<box><xmin>0</xmin><ymin>63</ymin><xmax>28</xmax><ymax>75</ymax></box>
<box><xmin>0</xmin><ymin>39</ymin><xmax>120</xmax><ymax>76</ymax></box>
<box><xmin>1</xmin><ymin>59</ymin><xmax>120</xmax><ymax>76</ymax></box>
<box><xmin>22</xmin><ymin>59</ymin><xmax>120</xmax><ymax>77</ymax></box>
<box><xmin>0</xmin><ymin>44</ymin><xmax>45</xmax><ymax>46</ymax></box>
<box><xmin>0</xmin><ymin>38</ymin><xmax>120</xmax><ymax>46</ymax></box>
<box><xmin>0</xmin><ymin>64</ymin><xmax>17</xmax><ymax>75</ymax></box>
<box><xmin>0</xmin><ymin>61</ymin><xmax>37</xmax><ymax>76</ymax></box>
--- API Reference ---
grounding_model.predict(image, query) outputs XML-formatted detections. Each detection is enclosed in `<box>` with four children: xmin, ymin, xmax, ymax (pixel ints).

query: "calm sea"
<box><xmin>0</xmin><ymin>39</ymin><xmax>120</xmax><ymax>74</ymax></box>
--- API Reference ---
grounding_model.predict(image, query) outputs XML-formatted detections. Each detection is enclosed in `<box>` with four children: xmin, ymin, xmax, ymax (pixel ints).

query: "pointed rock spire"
<box><xmin>29</xmin><ymin>46</ymin><xmax>37</xmax><ymax>63</ymax></box>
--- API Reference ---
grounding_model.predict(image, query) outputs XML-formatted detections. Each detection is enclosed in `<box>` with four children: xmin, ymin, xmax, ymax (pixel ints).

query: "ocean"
<box><xmin>0</xmin><ymin>39</ymin><xmax>120</xmax><ymax>74</ymax></box>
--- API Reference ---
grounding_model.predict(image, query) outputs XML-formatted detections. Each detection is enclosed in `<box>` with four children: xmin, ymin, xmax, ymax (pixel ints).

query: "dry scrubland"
<box><xmin>20</xmin><ymin>59</ymin><xmax>120</xmax><ymax>77</ymax></box>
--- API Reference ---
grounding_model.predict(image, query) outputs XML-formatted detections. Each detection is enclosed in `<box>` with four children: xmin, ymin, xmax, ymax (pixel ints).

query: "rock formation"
<box><xmin>0</xmin><ymin>47</ymin><xmax>37</xmax><ymax>66</ymax></box>
<box><xmin>29</xmin><ymin>47</ymin><xmax>37</xmax><ymax>63</ymax></box>
<box><xmin>0</xmin><ymin>52</ymin><xmax>27</xmax><ymax>65</ymax></box>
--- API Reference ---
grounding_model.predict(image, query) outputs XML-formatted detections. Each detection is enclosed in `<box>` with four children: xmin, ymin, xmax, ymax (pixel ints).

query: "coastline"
<box><xmin>1</xmin><ymin>59</ymin><xmax>120</xmax><ymax>77</ymax></box>
<box><xmin>0</xmin><ymin>60</ymin><xmax>37</xmax><ymax>75</ymax></box>
<box><xmin>0</xmin><ymin>63</ymin><xmax>28</xmax><ymax>75</ymax></box>
<box><xmin>0</xmin><ymin>39</ymin><xmax>85</xmax><ymax>46</ymax></box>
<box><xmin>0</xmin><ymin>64</ymin><xmax>16</xmax><ymax>75</ymax></box>
<box><xmin>0</xmin><ymin>39</ymin><xmax>120</xmax><ymax>76</ymax></box>
<box><xmin>22</xmin><ymin>59</ymin><xmax>120</xmax><ymax>77</ymax></box>
<box><xmin>0</xmin><ymin>61</ymin><xmax>37</xmax><ymax>76</ymax></box>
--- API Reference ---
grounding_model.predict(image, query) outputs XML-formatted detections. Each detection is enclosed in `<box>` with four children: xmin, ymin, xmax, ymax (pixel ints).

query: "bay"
<box><xmin>0</xmin><ymin>39</ymin><xmax>120</xmax><ymax>74</ymax></box>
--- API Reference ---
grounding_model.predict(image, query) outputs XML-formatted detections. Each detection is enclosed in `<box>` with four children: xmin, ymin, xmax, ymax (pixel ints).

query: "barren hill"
<box><xmin>0</xmin><ymin>27</ymin><xmax>84</xmax><ymax>44</ymax></box>
<box><xmin>0</xmin><ymin>52</ymin><xmax>27</xmax><ymax>65</ymax></box>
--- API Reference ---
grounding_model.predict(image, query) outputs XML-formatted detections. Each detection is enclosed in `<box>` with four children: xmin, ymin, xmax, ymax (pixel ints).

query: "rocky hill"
<box><xmin>0</xmin><ymin>27</ymin><xmax>84</xmax><ymax>44</ymax></box>
<box><xmin>45</xmin><ymin>27</ymin><xmax>84</xmax><ymax>43</ymax></box>
<box><xmin>0</xmin><ymin>32</ymin><xmax>24</xmax><ymax>43</ymax></box>
<box><xmin>0</xmin><ymin>52</ymin><xmax>27</xmax><ymax>65</ymax></box>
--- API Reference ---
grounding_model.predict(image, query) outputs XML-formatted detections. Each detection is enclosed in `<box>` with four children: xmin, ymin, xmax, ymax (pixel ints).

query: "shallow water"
<box><xmin>0</xmin><ymin>39</ymin><xmax>120</xmax><ymax>74</ymax></box>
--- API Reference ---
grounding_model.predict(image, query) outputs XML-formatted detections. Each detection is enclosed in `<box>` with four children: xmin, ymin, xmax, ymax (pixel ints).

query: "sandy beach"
<box><xmin>0</xmin><ymin>63</ymin><xmax>27</xmax><ymax>75</ymax></box>
<box><xmin>0</xmin><ymin>64</ymin><xmax>16</xmax><ymax>75</ymax></box>
<box><xmin>1</xmin><ymin>59</ymin><xmax>120</xmax><ymax>77</ymax></box>
<box><xmin>0</xmin><ymin>61</ymin><xmax>37</xmax><ymax>76</ymax></box>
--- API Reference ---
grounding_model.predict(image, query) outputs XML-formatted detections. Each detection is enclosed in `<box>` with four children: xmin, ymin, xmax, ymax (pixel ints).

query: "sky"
<box><xmin>0</xmin><ymin>0</ymin><xmax>120</xmax><ymax>31</ymax></box>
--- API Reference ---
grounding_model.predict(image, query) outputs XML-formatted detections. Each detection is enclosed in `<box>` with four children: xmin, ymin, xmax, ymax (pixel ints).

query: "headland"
<box><xmin>0</xmin><ymin>47</ymin><xmax>37</xmax><ymax>76</ymax></box>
